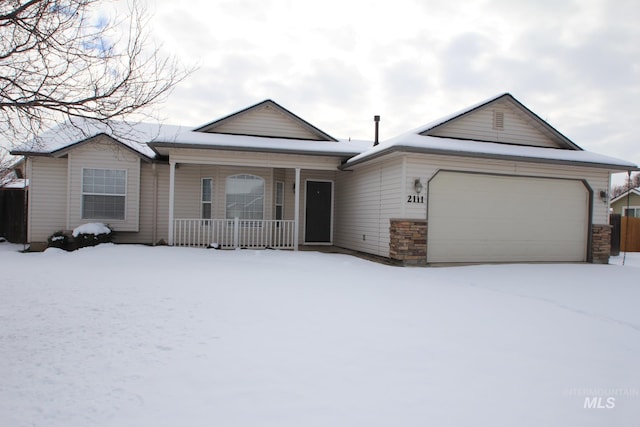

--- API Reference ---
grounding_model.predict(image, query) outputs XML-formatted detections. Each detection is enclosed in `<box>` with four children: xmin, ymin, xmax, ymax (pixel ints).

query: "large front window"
<box><xmin>226</xmin><ymin>174</ymin><xmax>264</xmax><ymax>220</ymax></box>
<box><xmin>82</xmin><ymin>168</ymin><xmax>126</xmax><ymax>220</ymax></box>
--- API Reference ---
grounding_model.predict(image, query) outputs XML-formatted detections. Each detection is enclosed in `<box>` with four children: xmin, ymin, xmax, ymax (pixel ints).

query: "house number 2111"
<box><xmin>407</xmin><ymin>195</ymin><xmax>424</xmax><ymax>203</ymax></box>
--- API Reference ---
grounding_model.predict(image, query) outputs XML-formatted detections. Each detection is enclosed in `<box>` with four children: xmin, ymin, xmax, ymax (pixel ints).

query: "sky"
<box><xmin>133</xmin><ymin>0</ymin><xmax>639</xmax><ymax>172</ymax></box>
<box><xmin>4</xmin><ymin>0</ymin><xmax>637</xmax><ymax>182</ymax></box>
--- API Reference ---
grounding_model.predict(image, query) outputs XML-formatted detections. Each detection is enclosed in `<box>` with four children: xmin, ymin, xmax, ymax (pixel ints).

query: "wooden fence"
<box><xmin>0</xmin><ymin>189</ymin><xmax>27</xmax><ymax>243</ymax></box>
<box><xmin>620</xmin><ymin>216</ymin><xmax>640</xmax><ymax>252</ymax></box>
<box><xmin>614</xmin><ymin>215</ymin><xmax>640</xmax><ymax>252</ymax></box>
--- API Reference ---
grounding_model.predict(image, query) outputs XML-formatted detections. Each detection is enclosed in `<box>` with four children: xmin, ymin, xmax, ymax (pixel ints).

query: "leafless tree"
<box><xmin>611</xmin><ymin>172</ymin><xmax>640</xmax><ymax>198</ymax></box>
<box><xmin>0</xmin><ymin>0</ymin><xmax>190</xmax><ymax>147</ymax></box>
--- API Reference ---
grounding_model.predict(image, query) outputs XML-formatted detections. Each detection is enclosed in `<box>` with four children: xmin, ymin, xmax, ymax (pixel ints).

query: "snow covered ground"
<box><xmin>1</xmin><ymin>242</ymin><xmax>639</xmax><ymax>426</ymax></box>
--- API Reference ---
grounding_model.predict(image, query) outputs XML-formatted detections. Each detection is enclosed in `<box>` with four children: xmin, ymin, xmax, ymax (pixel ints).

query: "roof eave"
<box><xmin>610</xmin><ymin>188</ymin><xmax>640</xmax><ymax>204</ymax></box>
<box><xmin>12</xmin><ymin>133</ymin><xmax>156</xmax><ymax>162</ymax></box>
<box><xmin>148</xmin><ymin>141</ymin><xmax>360</xmax><ymax>158</ymax></box>
<box><xmin>341</xmin><ymin>145</ymin><xmax>639</xmax><ymax>172</ymax></box>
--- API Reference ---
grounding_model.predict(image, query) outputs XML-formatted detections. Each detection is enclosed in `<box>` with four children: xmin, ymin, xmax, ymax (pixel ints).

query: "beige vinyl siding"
<box><xmin>334</xmin><ymin>157</ymin><xmax>403</xmax><ymax>256</ymax></box>
<box><xmin>428</xmin><ymin>99</ymin><xmax>562</xmax><ymax>148</ymax></box>
<box><xmin>283</xmin><ymin>168</ymin><xmax>296</xmax><ymax>221</ymax></box>
<box><xmin>404</xmin><ymin>154</ymin><xmax>610</xmax><ymax>224</ymax></box>
<box><xmin>115</xmin><ymin>162</ymin><xmax>169</xmax><ymax>245</ymax></box>
<box><xmin>28</xmin><ymin>157</ymin><xmax>68</xmax><ymax>243</ymax></box>
<box><xmin>611</xmin><ymin>193</ymin><xmax>640</xmax><ymax>215</ymax></box>
<box><xmin>155</xmin><ymin>164</ymin><xmax>170</xmax><ymax>243</ymax></box>
<box><xmin>173</xmin><ymin>164</ymin><xmax>274</xmax><ymax>220</ymax></box>
<box><xmin>67</xmin><ymin>139</ymin><xmax>141</xmax><ymax>232</ymax></box>
<box><xmin>170</xmin><ymin>148</ymin><xmax>342</xmax><ymax>171</ymax></box>
<box><xmin>211</xmin><ymin>106</ymin><xmax>323</xmax><ymax>140</ymax></box>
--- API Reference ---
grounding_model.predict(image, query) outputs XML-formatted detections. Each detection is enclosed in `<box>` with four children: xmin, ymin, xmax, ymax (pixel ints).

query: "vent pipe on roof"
<box><xmin>374</xmin><ymin>115</ymin><xmax>380</xmax><ymax>146</ymax></box>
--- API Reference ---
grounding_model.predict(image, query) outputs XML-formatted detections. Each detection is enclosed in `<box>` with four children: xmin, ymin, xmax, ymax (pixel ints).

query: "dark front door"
<box><xmin>305</xmin><ymin>181</ymin><xmax>332</xmax><ymax>243</ymax></box>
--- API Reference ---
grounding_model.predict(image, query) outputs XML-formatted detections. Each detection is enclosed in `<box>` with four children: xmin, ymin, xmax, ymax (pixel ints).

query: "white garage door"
<box><xmin>427</xmin><ymin>171</ymin><xmax>589</xmax><ymax>263</ymax></box>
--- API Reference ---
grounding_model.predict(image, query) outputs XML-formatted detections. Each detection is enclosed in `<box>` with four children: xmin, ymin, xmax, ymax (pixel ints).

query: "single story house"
<box><xmin>12</xmin><ymin>93</ymin><xmax>639</xmax><ymax>264</ymax></box>
<box><xmin>610</xmin><ymin>188</ymin><xmax>640</xmax><ymax>217</ymax></box>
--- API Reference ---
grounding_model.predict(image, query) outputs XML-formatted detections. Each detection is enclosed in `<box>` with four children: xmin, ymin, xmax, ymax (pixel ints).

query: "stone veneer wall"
<box><xmin>591</xmin><ymin>224</ymin><xmax>611</xmax><ymax>264</ymax></box>
<box><xmin>389</xmin><ymin>220</ymin><xmax>610</xmax><ymax>265</ymax></box>
<box><xmin>389</xmin><ymin>219</ymin><xmax>427</xmax><ymax>266</ymax></box>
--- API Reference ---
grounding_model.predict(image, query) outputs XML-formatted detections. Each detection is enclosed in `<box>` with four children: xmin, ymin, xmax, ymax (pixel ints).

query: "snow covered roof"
<box><xmin>344</xmin><ymin>93</ymin><xmax>638</xmax><ymax>171</ymax></box>
<box><xmin>344</xmin><ymin>133</ymin><xmax>638</xmax><ymax>171</ymax></box>
<box><xmin>11</xmin><ymin>119</ymin><xmax>157</xmax><ymax>159</ymax></box>
<box><xmin>0</xmin><ymin>178</ymin><xmax>28</xmax><ymax>189</ymax></box>
<box><xmin>11</xmin><ymin>117</ymin><xmax>368</xmax><ymax>159</ymax></box>
<box><xmin>9</xmin><ymin>95</ymin><xmax>638</xmax><ymax>172</ymax></box>
<box><xmin>148</xmin><ymin>125</ymin><xmax>369</xmax><ymax>157</ymax></box>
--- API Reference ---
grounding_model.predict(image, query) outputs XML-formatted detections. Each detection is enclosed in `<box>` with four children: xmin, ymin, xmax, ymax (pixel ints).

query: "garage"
<box><xmin>427</xmin><ymin>171</ymin><xmax>590</xmax><ymax>263</ymax></box>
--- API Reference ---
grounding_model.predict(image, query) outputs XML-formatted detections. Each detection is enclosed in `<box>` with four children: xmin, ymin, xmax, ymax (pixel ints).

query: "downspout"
<box><xmin>23</xmin><ymin>157</ymin><xmax>30</xmax><ymax>251</ymax></box>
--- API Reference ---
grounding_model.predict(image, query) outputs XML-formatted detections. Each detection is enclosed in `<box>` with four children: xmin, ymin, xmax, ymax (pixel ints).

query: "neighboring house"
<box><xmin>610</xmin><ymin>188</ymin><xmax>640</xmax><ymax>217</ymax></box>
<box><xmin>11</xmin><ymin>94</ymin><xmax>639</xmax><ymax>264</ymax></box>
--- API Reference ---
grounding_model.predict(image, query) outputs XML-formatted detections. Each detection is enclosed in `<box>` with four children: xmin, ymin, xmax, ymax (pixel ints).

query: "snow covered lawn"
<box><xmin>1</xmin><ymin>243</ymin><xmax>639</xmax><ymax>426</ymax></box>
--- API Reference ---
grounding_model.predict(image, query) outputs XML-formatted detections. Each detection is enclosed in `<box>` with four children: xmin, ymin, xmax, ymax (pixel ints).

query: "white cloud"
<box><xmin>129</xmin><ymin>0</ymin><xmax>640</xmax><ymax>165</ymax></box>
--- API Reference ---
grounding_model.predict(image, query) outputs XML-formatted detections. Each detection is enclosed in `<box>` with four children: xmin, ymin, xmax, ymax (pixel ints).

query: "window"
<box><xmin>201</xmin><ymin>178</ymin><xmax>213</xmax><ymax>219</ymax></box>
<box><xmin>275</xmin><ymin>181</ymin><xmax>284</xmax><ymax>220</ymax></box>
<box><xmin>226</xmin><ymin>174</ymin><xmax>264</xmax><ymax>220</ymax></box>
<box><xmin>82</xmin><ymin>168</ymin><xmax>126</xmax><ymax>220</ymax></box>
<box><xmin>623</xmin><ymin>207</ymin><xmax>640</xmax><ymax>217</ymax></box>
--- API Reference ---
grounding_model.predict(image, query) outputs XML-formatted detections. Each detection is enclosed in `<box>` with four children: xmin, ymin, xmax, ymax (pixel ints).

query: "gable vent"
<box><xmin>493</xmin><ymin>110</ymin><xmax>505</xmax><ymax>130</ymax></box>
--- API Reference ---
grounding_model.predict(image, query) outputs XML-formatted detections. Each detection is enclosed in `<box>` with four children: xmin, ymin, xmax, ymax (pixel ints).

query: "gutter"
<box><xmin>339</xmin><ymin>145</ymin><xmax>640</xmax><ymax>172</ymax></box>
<box><xmin>148</xmin><ymin>141</ymin><xmax>362</xmax><ymax>158</ymax></box>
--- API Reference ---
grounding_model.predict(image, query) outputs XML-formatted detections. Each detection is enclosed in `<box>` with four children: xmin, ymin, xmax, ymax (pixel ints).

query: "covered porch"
<box><xmin>165</xmin><ymin>148</ymin><xmax>340</xmax><ymax>250</ymax></box>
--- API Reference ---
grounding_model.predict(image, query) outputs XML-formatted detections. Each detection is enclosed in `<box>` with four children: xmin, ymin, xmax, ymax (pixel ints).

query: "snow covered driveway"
<box><xmin>1</xmin><ymin>243</ymin><xmax>639</xmax><ymax>426</ymax></box>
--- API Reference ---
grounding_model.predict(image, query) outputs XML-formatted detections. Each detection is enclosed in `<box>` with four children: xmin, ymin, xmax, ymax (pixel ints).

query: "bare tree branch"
<box><xmin>0</xmin><ymin>0</ymin><xmax>192</xmax><ymax>146</ymax></box>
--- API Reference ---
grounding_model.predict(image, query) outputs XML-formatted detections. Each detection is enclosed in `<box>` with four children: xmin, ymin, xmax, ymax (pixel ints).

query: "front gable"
<box><xmin>423</xmin><ymin>94</ymin><xmax>580</xmax><ymax>150</ymax></box>
<box><xmin>195</xmin><ymin>100</ymin><xmax>337</xmax><ymax>141</ymax></box>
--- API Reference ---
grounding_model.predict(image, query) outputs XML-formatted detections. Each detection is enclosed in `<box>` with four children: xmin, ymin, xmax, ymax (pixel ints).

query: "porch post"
<box><xmin>294</xmin><ymin>168</ymin><xmax>301</xmax><ymax>251</ymax></box>
<box><xmin>168</xmin><ymin>160</ymin><xmax>176</xmax><ymax>245</ymax></box>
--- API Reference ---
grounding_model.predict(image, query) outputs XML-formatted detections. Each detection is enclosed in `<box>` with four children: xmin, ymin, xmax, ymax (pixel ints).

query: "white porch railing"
<box><xmin>173</xmin><ymin>218</ymin><xmax>296</xmax><ymax>249</ymax></box>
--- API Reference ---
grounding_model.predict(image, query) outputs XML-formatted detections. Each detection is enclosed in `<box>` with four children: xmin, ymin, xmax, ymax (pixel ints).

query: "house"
<box><xmin>11</xmin><ymin>93</ymin><xmax>639</xmax><ymax>264</ymax></box>
<box><xmin>610</xmin><ymin>187</ymin><xmax>640</xmax><ymax>217</ymax></box>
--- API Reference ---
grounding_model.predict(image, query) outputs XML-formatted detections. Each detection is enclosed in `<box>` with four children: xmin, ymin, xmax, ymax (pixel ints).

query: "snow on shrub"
<box><xmin>47</xmin><ymin>223</ymin><xmax>113</xmax><ymax>251</ymax></box>
<box><xmin>72</xmin><ymin>223</ymin><xmax>112</xmax><ymax>238</ymax></box>
<box><xmin>72</xmin><ymin>223</ymin><xmax>113</xmax><ymax>249</ymax></box>
<box><xmin>47</xmin><ymin>231</ymin><xmax>68</xmax><ymax>249</ymax></box>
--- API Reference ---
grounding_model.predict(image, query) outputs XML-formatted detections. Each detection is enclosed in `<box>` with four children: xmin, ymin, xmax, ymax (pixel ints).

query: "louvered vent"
<box><xmin>493</xmin><ymin>110</ymin><xmax>504</xmax><ymax>130</ymax></box>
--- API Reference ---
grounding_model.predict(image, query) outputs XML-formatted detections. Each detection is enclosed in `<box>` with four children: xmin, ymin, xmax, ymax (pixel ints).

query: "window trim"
<box><xmin>275</xmin><ymin>180</ymin><xmax>284</xmax><ymax>221</ymax></box>
<box><xmin>201</xmin><ymin>177</ymin><xmax>213</xmax><ymax>219</ymax></box>
<box><xmin>81</xmin><ymin>167</ymin><xmax>127</xmax><ymax>221</ymax></box>
<box><xmin>622</xmin><ymin>206</ymin><xmax>640</xmax><ymax>217</ymax></box>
